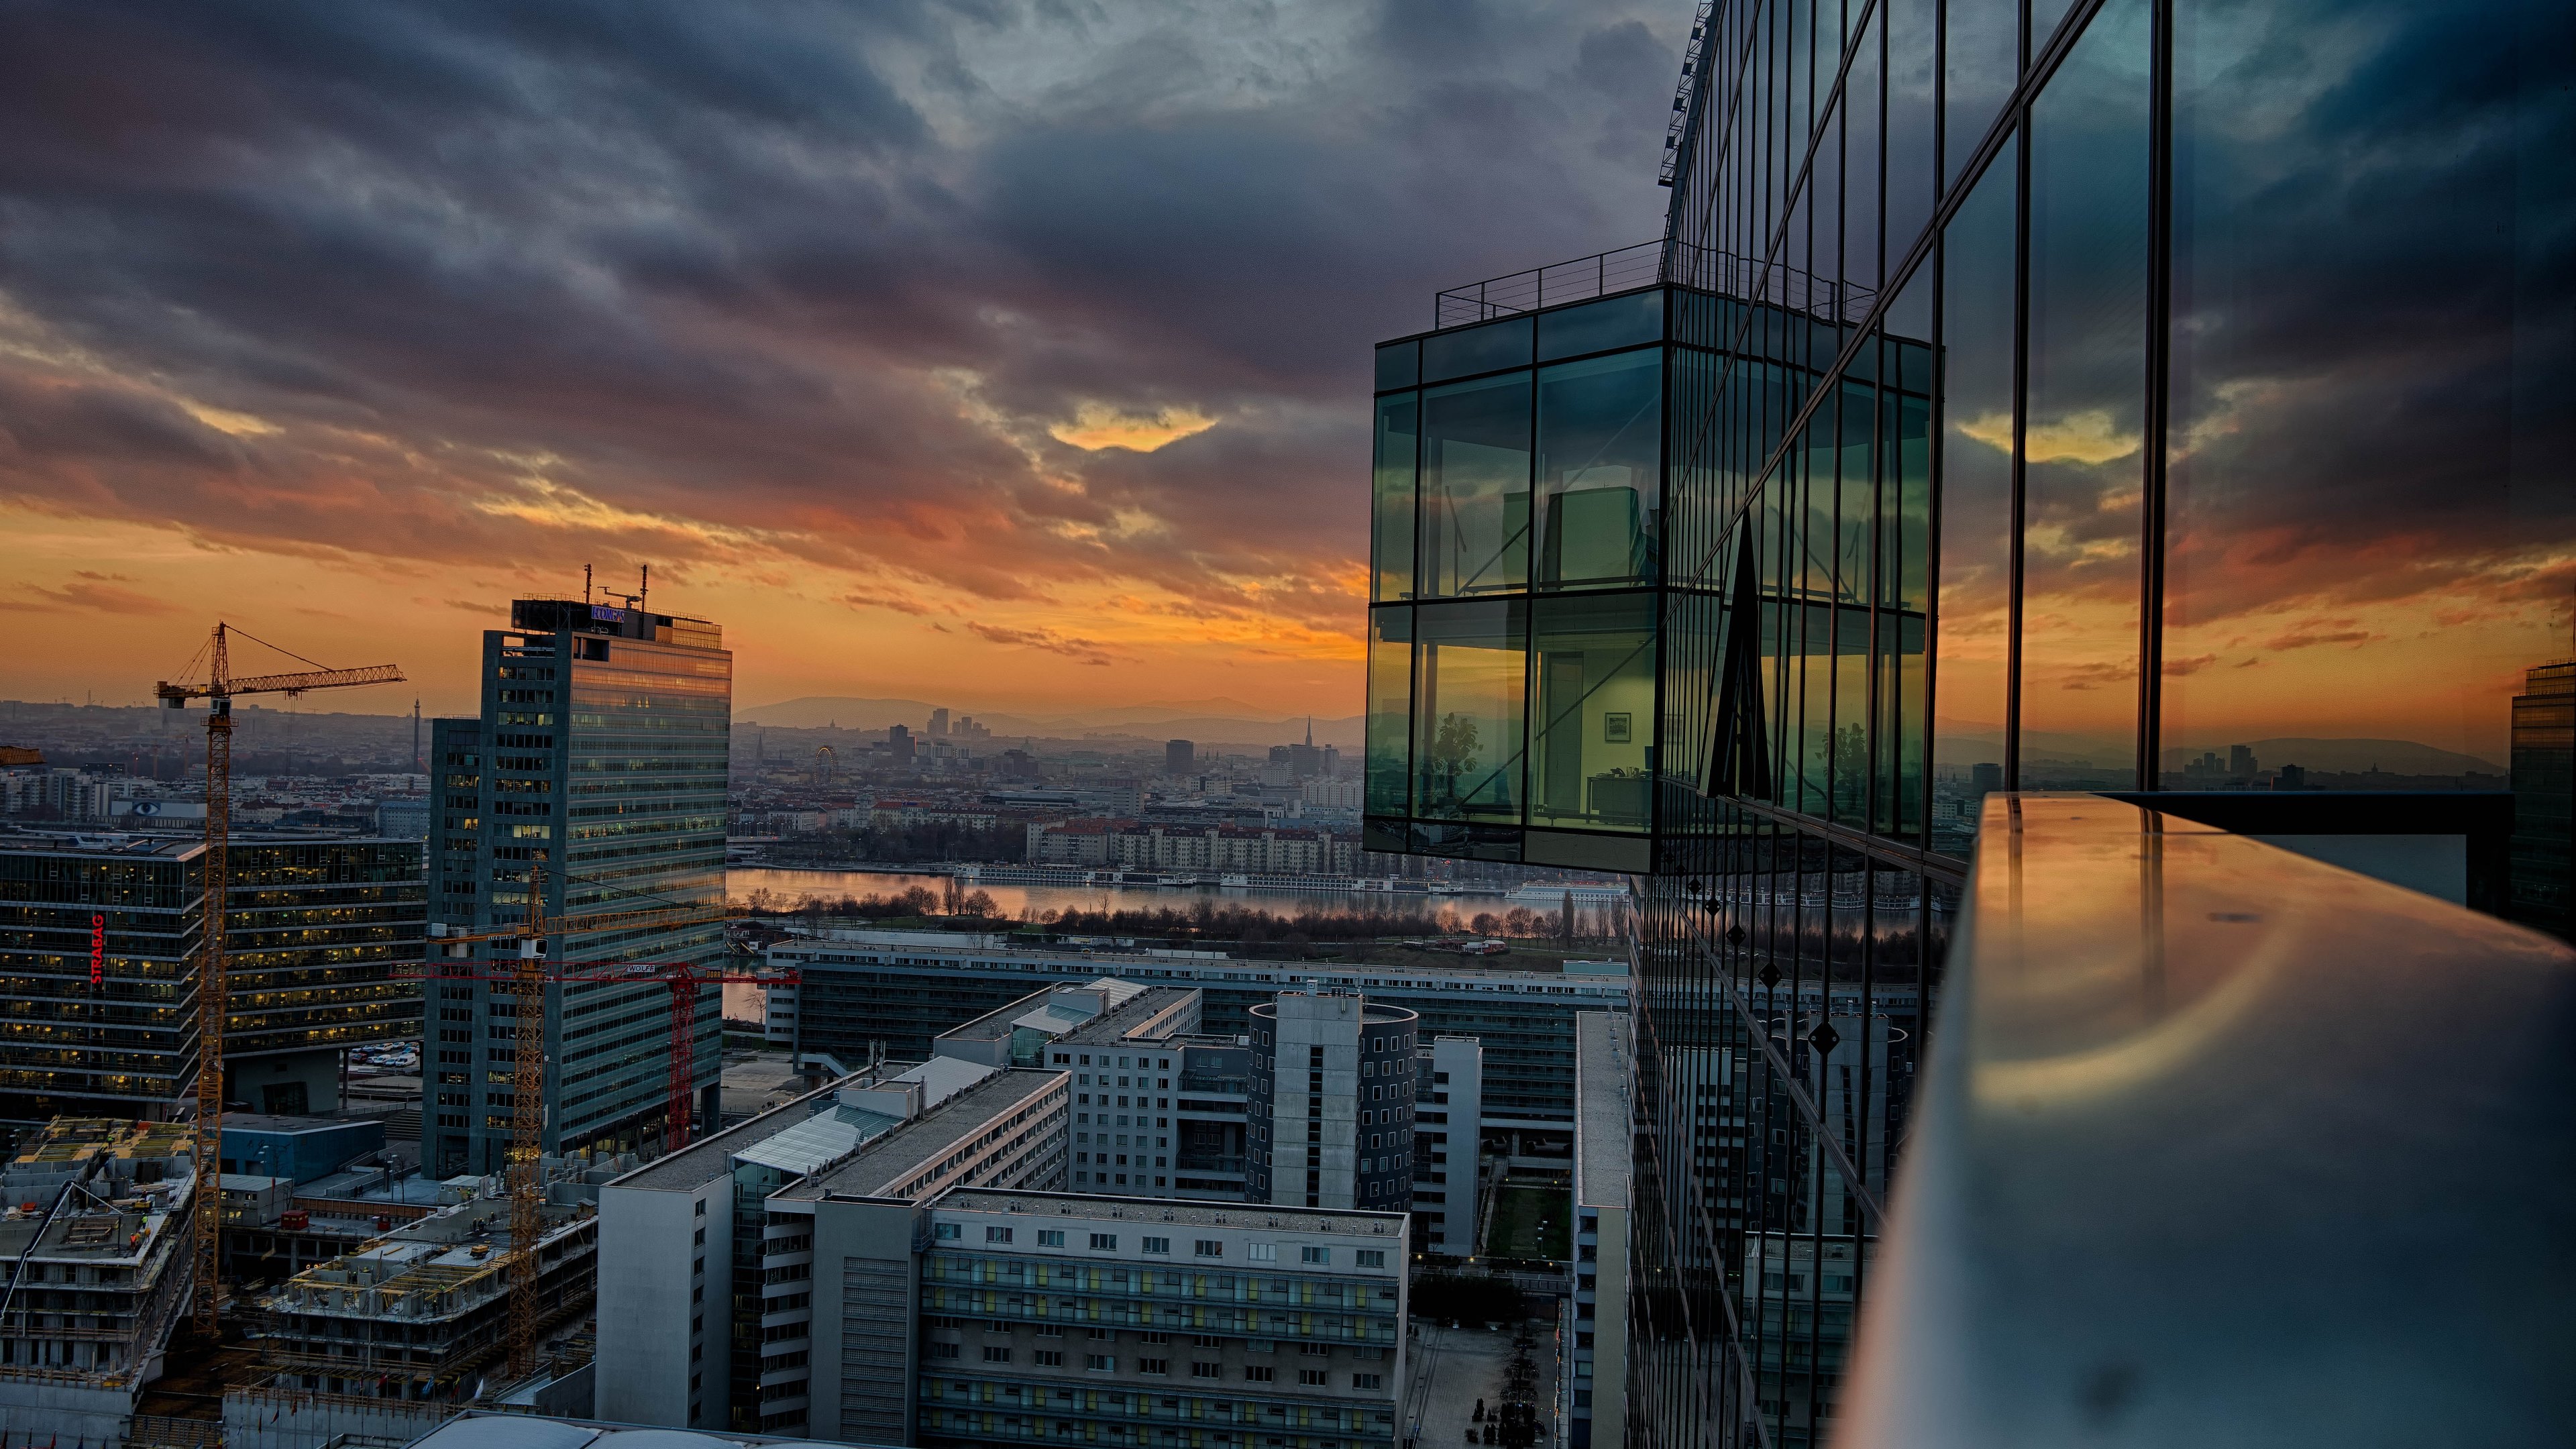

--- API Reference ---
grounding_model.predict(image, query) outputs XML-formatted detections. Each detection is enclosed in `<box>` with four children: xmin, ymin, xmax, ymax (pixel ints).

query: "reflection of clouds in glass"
<box><xmin>1953</xmin><ymin>409</ymin><xmax>2142</xmax><ymax>465</ymax></box>
<box><xmin>2027</xmin><ymin>522</ymin><xmax>2137</xmax><ymax>567</ymax></box>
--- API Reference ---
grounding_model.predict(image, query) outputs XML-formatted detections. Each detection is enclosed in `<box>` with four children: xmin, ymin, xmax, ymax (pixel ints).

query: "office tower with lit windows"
<box><xmin>0</xmin><ymin>829</ymin><xmax>422</xmax><ymax>1126</ymax></box>
<box><xmin>1362</xmin><ymin>0</ymin><xmax>2571</xmax><ymax>1442</ymax></box>
<box><xmin>421</xmin><ymin>598</ymin><xmax>731</xmax><ymax>1176</ymax></box>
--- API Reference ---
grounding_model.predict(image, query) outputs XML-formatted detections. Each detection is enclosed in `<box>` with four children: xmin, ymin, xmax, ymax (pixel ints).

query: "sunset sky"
<box><xmin>0</xmin><ymin>1</ymin><xmax>1682</xmax><ymax>718</ymax></box>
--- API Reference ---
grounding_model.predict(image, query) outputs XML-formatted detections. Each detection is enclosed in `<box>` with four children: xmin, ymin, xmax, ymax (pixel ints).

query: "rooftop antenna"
<box><xmin>638</xmin><ymin>564</ymin><xmax>649</xmax><ymax>614</ymax></box>
<box><xmin>583</xmin><ymin>564</ymin><xmax>592</xmax><ymax>606</ymax></box>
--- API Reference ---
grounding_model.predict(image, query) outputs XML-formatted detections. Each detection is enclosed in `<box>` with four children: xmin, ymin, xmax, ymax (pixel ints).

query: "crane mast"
<box><xmin>157</xmin><ymin>623</ymin><xmax>402</xmax><ymax>1340</ymax></box>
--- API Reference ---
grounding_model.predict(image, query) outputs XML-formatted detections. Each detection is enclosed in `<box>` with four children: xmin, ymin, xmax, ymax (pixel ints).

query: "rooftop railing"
<box><xmin>1431</xmin><ymin>239</ymin><xmax>1880</xmax><ymax>330</ymax></box>
<box><xmin>1835</xmin><ymin>794</ymin><xmax>2576</xmax><ymax>1444</ymax></box>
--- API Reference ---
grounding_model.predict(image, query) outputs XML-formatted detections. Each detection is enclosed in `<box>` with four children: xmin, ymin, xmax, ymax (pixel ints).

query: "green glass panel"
<box><xmin>1412</xmin><ymin>600</ymin><xmax>1527</xmax><ymax>825</ymax></box>
<box><xmin>1529</xmin><ymin>592</ymin><xmax>1660</xmax><ymax>834</ymax></box>
<box><xmin>1538</xmin><ymin>290</ymin><xmax>1664</xmax><ymax>363</ymax></box>
<box><xmin>1366</xmin><ymin>606</ymin><xmax>1413</xmax><ymax>817</ymax></box>
<box><xmin>1422</xmin><ymin>315</ymin><xmax>1534</xmax><ymax>383</ymax></box>
<box><xmin>1536</xmin><ymin>349</ymin><xmax>1662</xmax><ymax>590</ymax></box>
<box><xmin>1372</xmin><ymin>394</ymin><xmax>1419</xmax><ymax>602</ymax></box>
<box><xmin>1375</xmin><ymin>340</ymin><xmax>1419</xmax><ymax>392</ymax></box>
<box><xmin>1417</xmin><ymin>373</ymin><xmax>1533</xmax><ymax>598</ymax></box>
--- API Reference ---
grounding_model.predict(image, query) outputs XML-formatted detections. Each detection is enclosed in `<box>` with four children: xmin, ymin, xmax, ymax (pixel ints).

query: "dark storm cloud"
<box><xmin>0</xmin><ymin>0</ymin><xmax>1681</xmax><ymax>626</ymax></box>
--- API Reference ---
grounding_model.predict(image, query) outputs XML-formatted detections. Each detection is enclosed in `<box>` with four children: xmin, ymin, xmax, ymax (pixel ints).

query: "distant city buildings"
<box><xmin>1026</xmin><ymin>818</ymin><xmax>1358</xmax><ymax>875</ymax></box>
<box><xmin>769</xmin><ymin>932</ymin><xmax>1627</xmax><ymax>1152</ymax></box>
<box><xmin>421</xmin><ymin>596</ymin><xmax>731</xmax><ymax>1175</ymax></box>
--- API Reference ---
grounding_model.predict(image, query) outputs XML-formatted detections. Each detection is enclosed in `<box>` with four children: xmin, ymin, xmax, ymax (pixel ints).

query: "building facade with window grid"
<box><xmin>0</xmin><ymin>829</ymin><xmax>423</xmax><ymax>1126</ymax></box>
<box><xmin>423</xmin><ymin>598</ymin><xmax>731</xmax><ymax>1175</ymax></box>
<box><xmin>771</xmin><ymin>937</ymin><xmax>1627</xmax><ymax>1153</ymax></box>
<box><xmin>910</xmin><ymin>1191</ymin><xmax>1408</xmax><ymax>1449</ymax></box>
<box><xmin>1366</xmin><ymin>0</ymin><xmax>2571</xmax><ymax>1444</ymax></box>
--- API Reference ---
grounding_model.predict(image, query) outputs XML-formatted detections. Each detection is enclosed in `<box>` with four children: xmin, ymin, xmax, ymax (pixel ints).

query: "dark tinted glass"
<box><xmin>1538</xmin><ymin>290</ymin><xmax>1663</xmax><ymax>362</ymax></box>
<box><xmin>1944</xmin><ymin>0</ymin><xmax>2019</xmax><ymax>187</ymax></box>
<box><xmin>2021</xmin><ymin>0</ymin><xmax>2149</xmax><ymax>786</ymax></box>
<box><xmin>1375</xmin><ymin>340</ymin><xmax>1419</xmax><ymax>392</ymax></box>
<box><xmin>1422</xmin><ymin>315</ymin><xmax>1535</xmax><ymax>382</ymax></box>
<box><xmin>1933</xmin><ymin>143</ymin><xmax>2015</xmax><ymax>852</ymax></box>
<box><xmin>2163</xmin><ymin>0</ymin><xmax>2574</xmax><ymax>789</ymax></box>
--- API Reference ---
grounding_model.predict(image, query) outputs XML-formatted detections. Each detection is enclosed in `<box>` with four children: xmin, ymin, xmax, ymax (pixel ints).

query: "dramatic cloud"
<box><xmin>0</xmin><ymin>0</ymin><xmax>1680</xmax><ymax>710</ymax></box>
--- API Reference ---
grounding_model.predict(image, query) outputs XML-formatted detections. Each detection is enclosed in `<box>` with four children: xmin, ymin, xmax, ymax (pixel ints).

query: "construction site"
<box><xmin>0</xmin><ymin>1120</ymin><xmax>204</xmax><ymax>1441</ymax></box>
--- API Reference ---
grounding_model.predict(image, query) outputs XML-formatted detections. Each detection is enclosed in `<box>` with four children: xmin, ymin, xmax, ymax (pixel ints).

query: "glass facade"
<box><xmin>423</xmin><ymin>602</ymin><xmax>732</xmax><ymax>1175</ymax></box>
<box><xmin>0</xmin><ymin>833</ymin><xmax>423</xmax><ymax>1124</ymax></box>
<box><xmin>1367</xmin><ymin>0</ymin><xmax>2571</xmax><ymax>1444</ymax></box>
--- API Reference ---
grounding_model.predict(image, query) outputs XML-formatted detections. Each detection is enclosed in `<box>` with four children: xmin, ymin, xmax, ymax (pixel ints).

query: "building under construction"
<box><xmin>0</xmin><ymin>1118</ymin><xmax>202</xmax><ymax>1439</ymax></box>
<box><xmin>252</xmin><ymin>1157</ymin><xmax>621</xmax><ymax>1403</ymax></box>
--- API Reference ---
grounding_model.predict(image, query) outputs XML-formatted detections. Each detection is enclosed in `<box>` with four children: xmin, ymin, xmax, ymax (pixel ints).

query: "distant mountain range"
<box><xmin>737</xmin><ymin>696</ymin><xmax>1362</xmax><ymax>750</ymax></box>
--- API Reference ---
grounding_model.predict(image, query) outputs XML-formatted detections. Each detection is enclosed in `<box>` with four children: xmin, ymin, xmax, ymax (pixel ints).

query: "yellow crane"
<box><xmin>156</xmin><ymin>623</ymin><xmax>402</xmax><ymax>1340</ymax></box>
<box><xmin>418</xmin><ymin>857</ymin><xmax>734</xmax><ymax>1378</ymax></box>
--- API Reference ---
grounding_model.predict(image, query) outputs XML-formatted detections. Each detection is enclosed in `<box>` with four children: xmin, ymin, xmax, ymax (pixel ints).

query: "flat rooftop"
<box><xmin>775</xmin><ymin>937</ymin><xmax>1634</xmax><ymax>992</ymax></box>
<box><xmin>1574</xmin><ymin>1012</ymin><xmax>1633</xmax><ymax>1210</ymax></box>
<box><xmin>611</xmin><ymin>1069</ymin><xmax>877</xmax><ymax>1192</ymax></box>
<box><xmin>1056</xmin><ymin>985</ymin><xmax>1199</xmax><ymax>1044</ymax></box>
<box><xmin>934</xmin><ymin>1189</ymin><xmax>1408</xmax><ymax>1240</ymax></box>
<box><xmin>777</xmin><ymin>1069</ymin><xmax>1067</xmax><ymax>1201</ymax></box>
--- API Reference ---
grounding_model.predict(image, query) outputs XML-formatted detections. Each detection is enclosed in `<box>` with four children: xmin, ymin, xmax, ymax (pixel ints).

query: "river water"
<box><xmin>724</xmin><ymin>865</ymin><xmax>1521</xmax><ymax>920</ymax></box>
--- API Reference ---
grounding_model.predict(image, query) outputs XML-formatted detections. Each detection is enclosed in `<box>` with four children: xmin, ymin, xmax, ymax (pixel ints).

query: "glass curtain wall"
<box><xmin>1623</xmin><ymin>0</ymin><xmax>2571</xmax><ymax>1447</ymax></box>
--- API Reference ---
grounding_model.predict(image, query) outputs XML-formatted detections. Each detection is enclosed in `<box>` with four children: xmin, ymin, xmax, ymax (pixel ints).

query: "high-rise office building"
<box><xmin>422</xmin><ymin>597</ymin><xmax>731</xmax><ymax>1176</ymax></box>
<box><xmin>1245</xmin><ymin>992</ymin><xmax>1417</xmax><ymax>1212</ymax></box>
<box><xmin>2511</xmin><ymin>662</ymin><xmax>2573</xmax><ymax>941</ymax></box>
<box><xmin>1165</xmin><ymin>738</ymin><xmax>1195</xmax><ymax>775</ymax></box>
<box><xmin>0</xmin><ymin>829</ymin><xmax>423</xmax><ymax>1126</ymax></box>
<box><xmin>1362</xmin><ymin>0</ymin><xmax>2571</xmax><ymax>1442</ymax></box>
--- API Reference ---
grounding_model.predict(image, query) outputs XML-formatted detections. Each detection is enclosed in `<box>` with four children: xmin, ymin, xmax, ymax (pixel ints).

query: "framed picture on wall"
<box><xmin>1604</xmin><ymin>712</ymin><xmax>1632</xmax><ymax>743</ymax></box>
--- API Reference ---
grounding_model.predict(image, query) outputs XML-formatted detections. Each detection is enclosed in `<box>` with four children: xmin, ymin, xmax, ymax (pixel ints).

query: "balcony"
<box><xmin>1835</xmin><ymin>795</ymin><xmax>2576</xmax><ymax>1443</ymax></box>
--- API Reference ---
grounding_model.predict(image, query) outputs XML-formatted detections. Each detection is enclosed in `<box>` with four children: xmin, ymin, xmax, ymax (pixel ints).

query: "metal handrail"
<box><xmin>1836</xmin><ymin>793</ymin><xmax>2576</xmax><ymax>1444</ymax></box>
<box><xmin>1431</xmin><ymin>239</ymin><xmax>1878</xmax><ymax>329</ymax></box>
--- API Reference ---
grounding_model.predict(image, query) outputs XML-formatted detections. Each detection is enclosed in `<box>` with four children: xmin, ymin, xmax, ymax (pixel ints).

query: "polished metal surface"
<box><xmin>1840</xmin><ymin>794</ymin><xmax>2576</xmax><ymax>1447</ymax></box>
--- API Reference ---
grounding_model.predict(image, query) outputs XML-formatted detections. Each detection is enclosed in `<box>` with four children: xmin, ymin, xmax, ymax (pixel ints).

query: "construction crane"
<box><xmin>413</xmin><ymin>857</ymin><xmax>738</xmax><ymax>1378</ymax></box>
<box><xmin>155</xmin><ymin>623</ymin><xmax>402</xmax><ymax>1340</ymax></box>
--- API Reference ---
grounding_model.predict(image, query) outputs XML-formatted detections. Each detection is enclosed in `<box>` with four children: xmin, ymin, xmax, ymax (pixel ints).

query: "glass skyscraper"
<box><xmin>1364</xmin><ymin>0</ymin><xmax>2570</xmax><ymax>1444</ymax></box>
<box><xmin>423</xmin><ymin>598</ymin><xmax>731</xmax><ymax>1175</ymax></box>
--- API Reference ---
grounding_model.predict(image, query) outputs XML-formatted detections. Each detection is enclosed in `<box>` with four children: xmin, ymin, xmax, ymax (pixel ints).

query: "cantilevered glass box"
<box><xmin>1365</xmin><ymin>269</ymin><xmax>1932</xmax><ymax>873</ymax></box>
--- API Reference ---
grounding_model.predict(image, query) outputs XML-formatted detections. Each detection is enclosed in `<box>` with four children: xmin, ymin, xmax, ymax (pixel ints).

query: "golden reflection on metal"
<box><xmin>1965</xmin><ymin>796</ymin><xmax>2382</xmax><ymax>1111</ymax></box>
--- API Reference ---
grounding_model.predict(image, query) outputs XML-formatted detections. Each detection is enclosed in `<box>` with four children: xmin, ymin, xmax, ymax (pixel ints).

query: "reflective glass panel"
<box><xmin>1933</xmin><ymin>143</ymin><xmax>2015</xmax><ymax>853</ymax></box>
<box><xmin>2164</xmin><ymin>0</ymin><xmax>2575</xmax><ymax>790</ymax></box>
<box><xmin>1375</xmin><ymin>340</ymin><xmax>1419</xmax><ymax>392</ymax></box>
<box><xmin>1422</xmin><ymin>315</ymin><xmax>1534</xmax><ymax>383</ymax></box>
<box><xmin>1530</xmin><ymin>592</ymin><xmax>1660</xmax><ymax>835</ymax></box>
<box><xmin>1412</xmin><ymin>599</ymin><xmax>1527</xmax><ymax>825</ymax></box>
<box><xmin>1943</xmin><ymin>0</ymin><xmax>2019</xmax><ymax>187</ymax></box>
<box><xmin>1886</xmin><ymin>0</ymin><xmax>1937</xmax><ymax>256</ymax></box>
<box><xmin>1366</xmin><ymin>606</ymin><xmax>1413</xmax><ymax>818</ymax></box>
<box><xmin>1537</xmin><ymin>350</ymin><xmax>1662</xmax><ymax>590</ymax></box>
<box><xmin>1879</xmin><ymin>289</ymin><xmax>1935</xmax><ymax>841</ymax></box>
<box><xmin>1417</xmin><ymin>372</ymin><xmax>1533</xmax><ymax>598</ymax></box>
<box><xmin>1371</xmin><ymin>393</ymin><xmax>1418</xmax><ymax>602</ymax></box>
<box><xmin>2021</xmin><ymin>0</ymin><xmax>2149</xmax><ymax>786</ymax></box>
<box><xmin>1539</xmin><ymin>290</ymin><xmax>1664</xmax><ymax>362</ymax></box>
